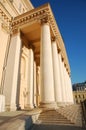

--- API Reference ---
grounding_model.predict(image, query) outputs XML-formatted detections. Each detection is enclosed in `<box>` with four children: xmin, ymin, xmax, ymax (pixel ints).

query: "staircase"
<box><xmin>36</xmin><ymin>109</ymin><xmax>74</xmax><ymax>125</ymax></box>
<box><xmin>57</xmin><ymin>104</ymin><xmax>82</xmax><ymax>126</ymax></box>
<box><xmin>36</xmin><ymin>104</ymin><xmax>82</xmax><ymax>127</ymax></box>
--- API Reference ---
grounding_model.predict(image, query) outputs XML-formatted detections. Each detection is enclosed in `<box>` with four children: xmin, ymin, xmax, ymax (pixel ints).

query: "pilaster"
<box><xmin>3</xmin><ymin>31</ymin><xmax>22</xmax><ymax>111</ymax></box>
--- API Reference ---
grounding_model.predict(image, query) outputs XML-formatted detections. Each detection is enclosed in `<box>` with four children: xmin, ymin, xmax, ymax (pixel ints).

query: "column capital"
<box><xmin>57</xmin><ymin>49</ymin><xmax>61</xmax><ymax>54</ymax></box>
<box><xmin>40</xmin><ymin>16</ymin><xmax>49</xmax><ymax>25</ymax></box>
<box><xmin>51</xmin><ymin>36</ymin><xmax>58</xmax><ymax>42</ymax></box>
<box><xmin>28</xmin><ymin>44</ymin><xmax>35</xmax><ymax>51</ymax></box>
<box><xmin>61</xmin><ymin>56</ymin><xmax>64</xmax><ymax>62</ymax></box>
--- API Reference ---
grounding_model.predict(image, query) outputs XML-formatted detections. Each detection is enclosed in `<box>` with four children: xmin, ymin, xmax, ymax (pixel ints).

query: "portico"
<box><xmin>1</xmin><ymin>3</ymin><xmax>74</xmax><ymax>111</ymax></box>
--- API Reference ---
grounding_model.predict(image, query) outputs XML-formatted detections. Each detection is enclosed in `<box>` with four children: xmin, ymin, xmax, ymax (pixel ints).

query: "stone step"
<box><xmin>36</xmin><ymin>109</ymin><xmax>73</xmax><ymax>125</ymax></box>
<box><xmin>57</xmin><ymin>105</ymin><xmax>82</xmax><ymax>126</ymax></box>
<box><xmin>39</xmin><ymin>115</ymin><xmax>64</xmax><ymax>117</ymax></box>
<box><xmin>36</xmin><ymin>120</ymin><xmax>74</xmax><ymax>125</ymax></box>
<box><xmin>36</xmin><ymin>105</ymin><xmax>82</xmax><ymax>127</ymax></box>
<box><xmin>38</xmin><ymin>118</ymin><xmax>68</xmax><ymax>121</ymax></box>
<box><xmin>38</xmin><ymin>117</ymin><xmax>67</xmax><ymax>120</ymax></box>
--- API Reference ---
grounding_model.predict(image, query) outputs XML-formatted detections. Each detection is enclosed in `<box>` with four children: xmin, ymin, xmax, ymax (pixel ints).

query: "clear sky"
<box><xmin>30</xmin><ymin>0</ymin><xmax>86</xmax><ymax>84</ymax></box>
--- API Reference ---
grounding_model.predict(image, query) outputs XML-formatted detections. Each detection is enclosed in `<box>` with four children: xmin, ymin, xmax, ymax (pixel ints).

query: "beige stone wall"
<box><xmin>13</xmin><ymin>0</ymin><xmax>33</xmax><ymax>14</ymax></box>
<box><xmin>0</xmin><ymin>23</ymin><xmax>9</xmax><ymax>87</ymax></box>
<box><xmin>73</xmin><ymin>91</ymin><xmax>86</xmax><ymax>104</ymax></box>
<box><xmin>0</xmin><ymin>0</ymin><xmax>18</xmax><ymax>17</ymax></box>
<box><xmin>13</xmin><ymin>0</ymin><xmax>27</xmax><ymax>14</ymax></box>
<box><xmin>0</xmin><ymin>0</ymin><xmax>34</xmax><ymax>17</ymax></box>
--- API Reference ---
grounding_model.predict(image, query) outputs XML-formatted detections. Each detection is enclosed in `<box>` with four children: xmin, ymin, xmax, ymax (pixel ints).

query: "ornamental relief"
<box><xmin>0</xmin><ymin>6</ymin><xmax>11</xmax><ymax>32</ymax></box>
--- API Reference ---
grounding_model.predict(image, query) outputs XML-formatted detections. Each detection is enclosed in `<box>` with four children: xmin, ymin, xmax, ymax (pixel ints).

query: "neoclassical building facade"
<box><xmin>0</xmin><ymin>0</ymin><xmax>74</xmax><ymax>111</ymax></box>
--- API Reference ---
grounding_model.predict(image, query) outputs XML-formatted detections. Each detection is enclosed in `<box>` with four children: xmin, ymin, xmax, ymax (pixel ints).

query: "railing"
<box><xmin>81</xmin><ymin>99</ymin><xmax>86</xmax><ymax>128</ymax></box>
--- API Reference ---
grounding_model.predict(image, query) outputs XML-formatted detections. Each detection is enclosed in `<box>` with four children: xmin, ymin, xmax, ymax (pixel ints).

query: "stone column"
<box><xmin>65</xmin><ymin>70</ymin><xmax>70</xmax><ymax>103</ymax></box>
<box><xmin>3</xmin><ymin>32</ymin><xmax>22</xmax><ymax>111</ymax></box>
<box><xmin>64</xmin><ymin>66</ymin><xmax>70</xmax><ymax>104</ymax></box>
<box><xmin>37</xmin><ymin>66</ymin><xmax>41</xmax><ymax>106</ymax></box>
<box><xmin>62</xmin><ymin>63</ymin><xmax>71</xmax><ymax>105</ymax></box>
<box><xmin>65</xmin><ymin>70</ymin><xmax>73</xmax><ymax>104</ymax></box>
<box><xmin>61</xmin><ymin>59</ymin><xmax>67</xmax><ymax>104</ymax></box>
<box><xmin>68</xmin><ymin>74</ymin><xmax>74</xmax><ymax>103</ymax></box>
<box><xmin>33</xmin><ymin>61</ymin><xmax>37</xmax><ymax>107</ymax></box>
<box><xmin>52</xmin><ymin>39</ymin><xmax>62</xmax><ymax>106</ymax></box>
<box><xmin>58</xmin><ymin>53</ymin><xmax>66</xmax><ymax>104</ymax></box>
<box><xmin>40</xmin><ymin>21</ymin><xmax>56</xmax><ymax>108</ymax></box>
<box><xmin>28</xmin><ymin>48</ymin><xmax>34</xmax><ymax>108</ymax></box>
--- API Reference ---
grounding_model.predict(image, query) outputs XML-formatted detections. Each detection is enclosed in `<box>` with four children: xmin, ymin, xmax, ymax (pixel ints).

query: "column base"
<box><xmin>24</xmin><ymin>104</ymin><xmax>34</xmax><ymax>110</ymax></box>
<box><xmin>39</xmin><ymin>102</ymin><xmax>57</xmax><ymax>109</ymax></box>
<box><xmin>0</xmin><ymin>95</ymin><xmax>5</xmax><ymax>112</ymax></box>
<box><xmin>5</xmin><ymin>104</ymin><xmax>17</xmax><ymax>111</ymax></box>
<box><xmin>66</xmin><ymin>102</ymin><xmax>74</xmax><ymax>105</ymax></box>
<box><xmin>57</xmin><ymin>102</ymin><xmax>68</xmax><ymax>107</ymax></box>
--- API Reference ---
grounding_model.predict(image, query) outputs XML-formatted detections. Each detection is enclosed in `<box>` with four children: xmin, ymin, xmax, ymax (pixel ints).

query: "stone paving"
<box><xmin>0</xmin><ymin>109</ymin><xmax>85</xmax><ymax>130</ymax></box>
<box><xmin>0</xmin><ymin>109</ymin><xmax>41</xmax><ymax>130</ymax></box>
<box><xmin>31</xmin><ymin>124</ymin><xmax>86</xmax><ymax>130</ymax></box>
<box><xmin>0</xmin><ymin>111</ymin><xmax>31</xmax><ymax>130</ymax></box>
<box><xmin>0</xmin><ymin>111</ymin><xmax>25</xmax><ymax>124</ymax></box>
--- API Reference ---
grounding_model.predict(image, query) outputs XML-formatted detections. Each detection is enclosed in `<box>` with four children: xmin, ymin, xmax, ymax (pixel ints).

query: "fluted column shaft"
<box><xmin>52</xmin><ymin>40</ymin><xmax>62</xmax><ymax>105</ymax></box>
<box><xmin>40</xmin><ymin>22</ymin><xmax>56</xmax><ymax>108</ymax></box>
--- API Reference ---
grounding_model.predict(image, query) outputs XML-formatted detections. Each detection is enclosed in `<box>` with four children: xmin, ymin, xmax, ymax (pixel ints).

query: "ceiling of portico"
<box><xmin>21</xmin><ymin>21</ymin><xmax>41</xmax><ymax>65</ymax></box>
<box><xmin>22</xmin><ymin>22</ymin><xmax>40</xmax><ymax>42</ymax></box>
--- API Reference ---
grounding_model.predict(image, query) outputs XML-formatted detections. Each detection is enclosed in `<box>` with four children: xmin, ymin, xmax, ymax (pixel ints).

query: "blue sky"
<box><xmin>30</xmin><ymin>0</ymin><xmax>86</xmax><ymax>84</ymax></box>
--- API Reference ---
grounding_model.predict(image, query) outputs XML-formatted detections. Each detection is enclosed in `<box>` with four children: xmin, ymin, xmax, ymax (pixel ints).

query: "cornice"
<box><xmin>0</xmin><ymin>2</ymin><xmax>12</xmax><ymax>33</ymax></box>
<box><xmin>11</xmin><ymin>3</ymin><xmax>70</xmax><ymax>73</ymax></box>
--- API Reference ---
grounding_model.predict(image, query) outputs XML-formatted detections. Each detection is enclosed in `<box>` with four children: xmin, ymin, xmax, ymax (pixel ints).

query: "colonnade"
<box><xmin>3</xmin><ymin>21</ymin><xmax>74</xmax><ymax>111</ymax></box>
<box><xmin>40</xmin><ymin>22</ymin><xmax>74</xmax><ymax>108</ymax></box>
